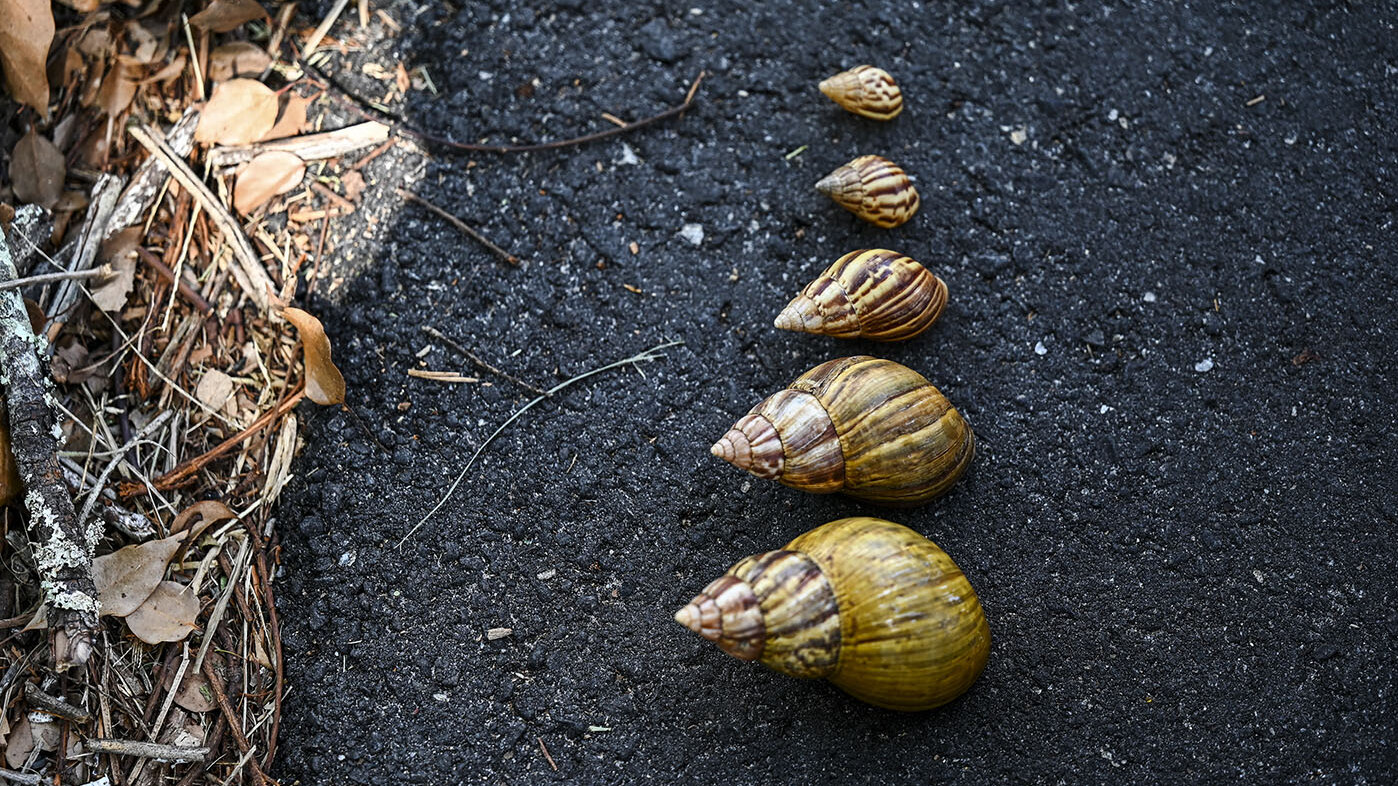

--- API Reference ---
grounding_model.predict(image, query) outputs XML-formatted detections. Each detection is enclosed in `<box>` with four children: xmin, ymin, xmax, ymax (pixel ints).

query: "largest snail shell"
<box><xmin>676</xmin><ymin>517</ymin><xmax>990</xmax><ymax>712</ymax></box>
<box><xmin>775</xmin><ymin>249</ymin><xmax>947</xmax><ymax>341</ymax></box>
<box><xmin>819</xmin><ymin>65</ymin><xmax>903</xmax><ymax>120</ymax></box>
<box><xmin>815</xmin><ymin>155</ymin><xmax>920</xmax><ymax>228</ymax></box>
<box><xmin>711</xmin><ymin>356</ymin><xmax>974</xmax><ymax>505</ymax></box>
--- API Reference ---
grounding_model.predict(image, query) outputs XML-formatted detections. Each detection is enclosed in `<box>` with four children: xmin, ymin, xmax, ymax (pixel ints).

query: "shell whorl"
<box><xmin>815</xmin><ymin>156</ymin><xmax>919</xmax><ymax>229</ymax></box>
<box><xmin>715</xmin><ymin>389</ymin><xmax>846</xmax><ymax>493</ymax></box>
<box><xmin>675</xmin><ymin>574</ymin><xmax>765</xmax><ymax>661</ymax></box>
<box><xmin>818</xmin><ymin>65</ymin><xmax>903</xmax><ymax>120</ymax></box>
<box><xmin>777</xmin><ymin>249</ymin><xmax>948</xmax><ymax>341</ymax></box>
<box><xmin>710</xmin><ymin>414</ymin><xmax>783</xmax><ymax>480</ymax></box>
<box><xmin>677</xmin><ymin>550</ymin><xmax>841</xmax><ymax>678</ymax></box>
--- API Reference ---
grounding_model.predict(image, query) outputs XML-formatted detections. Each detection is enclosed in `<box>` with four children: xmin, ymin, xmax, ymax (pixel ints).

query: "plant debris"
<box><xmin>0</xmin><ymin>0</ymin><xmax>706</xmax><ymax>781</ymax></box>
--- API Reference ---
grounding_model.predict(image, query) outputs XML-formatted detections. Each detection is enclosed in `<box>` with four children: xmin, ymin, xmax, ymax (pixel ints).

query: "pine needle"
<box><xmin>398</xmin><ymin>339</ymin><xmax>683</xmax><ymax>547</ymax></box>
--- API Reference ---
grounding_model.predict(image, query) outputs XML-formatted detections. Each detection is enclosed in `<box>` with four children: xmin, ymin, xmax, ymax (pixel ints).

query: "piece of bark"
<box><xmin>105</xmin><ymin>108</ymin><xmax>199</xmax><ymax>241</ymax></box>
<box><xmin>46</xmin><ymin>173</ymin><xmax>124</xmax><ymax>322</ymax></box>
<box><xmin>5</xmin><ymin>204</ymin><xmax>51</xmax><ymax>277</ymax></box>
<box><xmin>208</xmin><ymin>120</ymin><xmax>390</xmax><ymax>169</ymax></box>
<box><xmin>0</xmin><ymin>227</ymin><xmax>97</xmax><ymax>670</ymax></box>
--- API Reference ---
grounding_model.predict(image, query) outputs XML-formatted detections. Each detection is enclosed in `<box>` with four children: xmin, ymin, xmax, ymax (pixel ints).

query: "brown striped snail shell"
<box><xmin>711</xmin><ymin>356</ymin><xmax>974</xmax><ymax>506</ymax></box>
<box><xmin>815</xmin><ymin>155</ymin><xmax>919</xmax><ymax>228</ymax></box>
<box><xmin>775</xmin><ymin>249</ymin><xmax>947</xmax><ymax>341</ymax></box>
<box><xmin>675</xmin><ymin>517</ymin><xmax>990</xmax><ymax>712</ymax></box>
<box><xmin>818</xmin><ymin>65</ymin><xmax>903</xmax><ymax>120</ymax></box>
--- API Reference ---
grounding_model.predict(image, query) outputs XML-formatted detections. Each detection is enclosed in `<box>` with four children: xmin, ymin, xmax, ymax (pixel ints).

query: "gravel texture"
<box><xmin>273</xmin><ymin>1</ymin><xmax>1398</xmax><ymax>783</ymax></box>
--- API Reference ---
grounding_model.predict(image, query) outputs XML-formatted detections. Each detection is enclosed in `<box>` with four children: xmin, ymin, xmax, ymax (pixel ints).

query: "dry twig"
<box><xmin>400</xmin><ymin>340</ymin><xmax>683</xmax><ymax>546</ymax></box>
<box><xmin>397</xmin><ymin>188</ymin><xmax>520</xmax><ymax>266</ymax></box>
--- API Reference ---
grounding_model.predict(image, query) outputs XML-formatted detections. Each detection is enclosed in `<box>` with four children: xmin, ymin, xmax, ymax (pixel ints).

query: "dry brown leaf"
<box><xmin>284</xmin><ymin>307</ymin><xmax>346</xmax><ymax>405</ymax></box>
<box><xmin>189</xmin><ymin>0</ymin><xmax>269</xmax><ymax>33</ymax></box>
<box><xmin>97</xmin><ymin>57</ymin><xmax>141</xmax><ymax>118</ymax></box>
<box><xmin>126</xmin><ymin>581</ymin><xmax>200</xmax><ymax>644</ymax></box>
<box><xmin>142</xmin><ymin>52</ymin><xmax>187</xmax><ymax>85</ymax></box>
<box><xmin>195</xmin><ymin>368</ymin><xmax>236</xmax><ymax>410</ymax></box>
<box><xmin>89</xmin><ymin>255</ymin><xmax>136</xmax><ymax>312</ymax></box>
<box><xmin>92</xmin><ymin>534</ymin><xmax>184</xmax><ymax>617</ymax></box>
<box><xmin>207</xmin><ymin>42</ymin><xmax>271</xmax><ymax>82</ymax></box>
<box><xmin>9</xmin><ymin>128</ymin><xmax>65</xmax><ymax>209</ymax></box>
<box><xmin>4</xmin><ymin>715</ymin><xmax>34</xmax><ymax>767</ymax></box>
<box><xmin>195</xmin><ymin>78</ymin><xmax>278</xmax><ymax>146</ymax></box>
<box><xmin>167</xmin><ymin>660</ymin><xmax>217</xmax><ymax>713</ymax></box>
<box><xmin>0</xmin><ymin>418</ymin><xmax>22</xmax><ymax>507</ymax></box>
<box><xmin>0</xmin><ymin>0</ymin><xmax>54</xmax><ymax>118</ymax></box>
<box><xmin>263</xmin><ymin>93</ymin><xmax>311</xmax><ymax>141</ymax></box>
<box><xmin>53</xmin><ymin>0</ymin><xmax>100</xmax><ymax>11</ymax></box>
<box><xmin>233</xmin><ymin>150</ymin><xmax>305</xmax><ymax>214</ymax></box>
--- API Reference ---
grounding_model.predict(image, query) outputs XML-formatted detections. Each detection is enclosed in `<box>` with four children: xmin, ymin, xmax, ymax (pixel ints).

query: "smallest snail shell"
<box><xmin>815</xmin><ymin>155</ymin><xmax>919</xmax><ymax>229</ymax></box>
<box><xmin>775</xmin><ymin>249</ymin><xmax>947</xmax><ymax>341</ymax></box>
<box><xmin>819</xmin><ymin>65</ymin><xmax>903</xmax><ymax>120</ymax></box>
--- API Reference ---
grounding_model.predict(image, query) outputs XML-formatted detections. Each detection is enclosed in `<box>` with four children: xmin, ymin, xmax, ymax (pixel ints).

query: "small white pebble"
<box><xmin>433</xmin><ymin>693</ymin><xmax>449</xmax><ymax>702</ymax></box>
<box><xmin>1108</xmin><ymin>108</ymin><xmax>1119</xmax><ymax>121</ymax></box>
<box><xmin>1034</xmin><ymin>341</ymin><xmax>1048</xmax><ymax>356</ymax></box>
<box><xmin>536</xmin><ymin>569</ymin><xmax>557</xmax><ymax>581</ymax></box>
<box><xmin>615</xmin><ymin>143</ymin><xmax>640</xmax><ymax>166</ymax></box>
<box><xmin>1143</xmin><ymin>291</ymin><xmax>1157</xmax><ymax>303</ymax></box>
<box><xmin>1195</xmin><ymin>358</ymin><xmax>1214</xmax><ymax>373</ymax></box>
<box><xmin>487</xmin><ymin>627</ymin><xmax>513</xmax><ymax>640</ymax></box>
<box><xmin>1099</xmin><ymin>404</ymin><xmax>1112</xmax><ymax>414</ymax></box>
<box><xmin>338</xmin><ymin>551</ymin><xmax>356</xmax><ymax>568</ymax></box>
<box><xmin>679</xmin><ymin>223</ymin><xmax>704</xmax><ymax>246</ymax></box>
<box><xmin>1009</xmin><ymin>127</ymin><xmax>1027</xmax><ymax>145</ymax></box>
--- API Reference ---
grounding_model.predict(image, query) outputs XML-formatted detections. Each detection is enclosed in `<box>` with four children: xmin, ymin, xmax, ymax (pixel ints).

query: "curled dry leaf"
<box><xmin>189</xmin><ymin>0</ymin><xmax>269</xmax><ymax>33</ymax></box>
<box><xmin>9</xmin><ymin>128</ymin><xmax>65</xmax><ymax>209</ymax></box>
<box><xmin>284</xmin><ymin>307</ymin><xmax>347</xmax><ymax>405</ymax></box>
<box><xmin>233</xmin><ymin>150</ymin><xmax>305</xmax><ymax>214</ymax></box>
<box><xmin>0</xmin><ymin>0</ymin><xmax>54</xmax><ymax>117</ymax></box>
<box><xmin>126</xmin><ymin>581</ymin><xmax>200</xmax><ymax>644</ymax></box>
<box><xmin>208</xmin><ymin>42</ymin><xmax>271</xmax><ymax>82</ymax></box>
<box><xmin>195</xmin><ymin>78</ymin><xmax>279</xmax><ymax>146</ymax></box>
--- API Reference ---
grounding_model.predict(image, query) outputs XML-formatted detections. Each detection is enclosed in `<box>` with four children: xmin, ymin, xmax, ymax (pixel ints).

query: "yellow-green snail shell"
<box><xmin>815</xmin><ymin>155</ymin><xmax>920</xmax><ymax>228</ymax></box>
<box><xmin>675</xmin><ymin>517</ymin><xmax>990</xmax><ymax>711</ymax></box>
<box><xmin>819</xmin><ymin>65</ymin><xmax>903</xmax><ymax>120</ymax></box>
<box><xmin>710</xmin><ymin>356</ymin><xmax>974</xmax><ymax>506</ymax></box>
<box><xmin>775</xmin><ymin>249</ymin><xmax>948</xmax><ymax>341</ymax></box>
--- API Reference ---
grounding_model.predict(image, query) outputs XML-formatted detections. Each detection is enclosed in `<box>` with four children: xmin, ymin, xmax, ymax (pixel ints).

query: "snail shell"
<box><xmin>711</xmin><ymin>356</ymin><xmax>974</xmax><ymax>505</ymax></box>
<box><xmin>676</xmin><ymin>517</ymin><xmax>990</xmax><ymax>711</ymax></box>
<box><xmin>775</xmin><ymin>249</ymin><xmax>947</xmax><ymax>341</ymax></box>
<box><xmin>815</xmin><ymin>155</ymin><xmax>919</xmax><ymax>228</ymax></box>
<box><xmin>818</xmin><ymin>65</ymin><xmax>903</xmax><ymax>120</ymax></box>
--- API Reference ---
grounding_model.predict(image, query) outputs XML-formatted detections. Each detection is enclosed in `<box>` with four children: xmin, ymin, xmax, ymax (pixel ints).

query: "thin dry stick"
<box><xmin>201</xmin><ymin>657</ymin><xmax>271</xmax><ymax>786</ymax></box>
<box><xmin>397</xmin><ymin>189</ymin><xmax>520</xmax><ymax>266</ymax></box>
<box><xmin>0</xmin><ymin>268</ymin><xmax>108</xmax><ymax>292</ymax></box>
<box><xmin>23</xmin><ymin>682</ymin><xmax>93</xmax><ymax>723</ymax></box>
<box><xmin>152</xmin><ymin>385</ymin><xmax>306</xmax><ymax>491</ymax></box>
<box><xmin>421</xmin><ymin>325</ymin><xmax>546</xmax><ymax>395</ymax></box>
<box><xmin>74</xmin><ymin>410</ymin><xmax>174</xmax><ymax>532</ymax></box>
<box><xmin>399</xmin><ymin>340</ymin><xmax>682</xmax><ymax>547</ymax></box>
<box><xmin>126</xmin><ymin>119</ymin><xmax>275</xmax><ymax>313</ymax></box>
<box><xmin>539</xmin><ymin>737</ymin><xmax>558</xmax><ymax>772</ymax></box>
<box><xmin>86</xmin><ymin>739</ymin><xmax>209</xmax><ymax>762</ymax></box>
<box><xmin>317</xmin><ymin>70</ymin><xmax>706</xmax><ymax>154</ymax></box>
<box><xmin>302</xmin><ymin>0</ymin><xmax>351</xmax><ymax>55</ymax></box>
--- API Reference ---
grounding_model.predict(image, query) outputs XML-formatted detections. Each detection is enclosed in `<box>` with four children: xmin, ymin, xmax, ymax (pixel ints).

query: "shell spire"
<box><xmin>710</xmin><ymin>414</ymin><xmax>784</xmax><ymax>480</ymax></box>
<box><xmin>819</xmin><ymin>65</ymin><xmax>903</xmax><ymax>120</ymax></box>
<box><xmin>776</xmin><ymin>249</ymin><xmax>948</xmax><ymax>341</ymax></box>
<box><xmin>816</xmin><ymin>156</ymin><xmax>919</xmax><ymax>228</ymax></box>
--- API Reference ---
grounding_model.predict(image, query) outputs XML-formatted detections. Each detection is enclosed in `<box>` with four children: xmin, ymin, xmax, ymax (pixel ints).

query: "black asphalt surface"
<box><xmin>274</xmin><ymin>2</ymin><xmax>1398</xmax><ymax>783</ymax></box>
